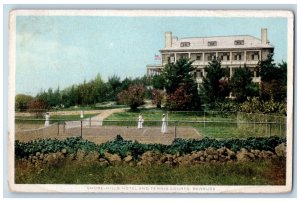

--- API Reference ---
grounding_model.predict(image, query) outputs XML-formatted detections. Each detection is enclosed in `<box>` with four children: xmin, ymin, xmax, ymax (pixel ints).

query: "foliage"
<box><xmin>15</xmin><ymin>94</ymin><xmax>33</xmax><ymax>112</ymax></box>
<box><xmin>162</xmin><ymin>58</ymin><xmax>196</xmax><ymax>94</ymax></box>
<box><xmin>161</xmin><ymin>58</ymin><xmax>200</xmax><ymax>110</ymax></box>
<box><xmin>201</xmin><ymin>57</ymin><xmax>229</xmax><ymax>104</ymax></box>
<box><xmin>262</xmin><ymin>99</ymin><xmax>287</xmax><ymax>115</ymax></box>
<box><xmin>117</xmin><ymin>84</ymin><xmax>146</xmax><ymax>110</ymax></box>
<box><xmin>239</xmin><ymin>97</ymin><xmax>286</xmax><ymax>115</ymax></box>
<box><xmin>213</xmin><ymin>100</ymin><xmax>240</xmax><ymax>112</ymax></box>
<box><xmin>27</xmin><ymin>98</ymin><xmax>47</xmax><ymax>117</ymax></box>
<box><xmin>165</xmin><ymin>86</ymin><xmax>193</xmax><ymax>110</ymax></box>
<box><xmin>151</xmin><ymin>89</ymin><xmax>165</xmax><ymax>108</ymax></box>
<box><xmin>19</xmin><ymin>73</ymin><xmax>152</xmax><ymax>111</ymax></box>
<box><xmin>239</xmin><ymin>97</ymin><xmax>262</xmax><ymax>113</ymax></box>
<box><xmin>15</xmin><ymin>135</ymin><xmax>286</xmax><ymax>158</ymax></box>
<box><xmin>230</xmin><ymin>65</ymin><xmax>259</xmax><ymax>102</ymax></box>
<box><xmin>257</xmin><ymin>54</ymin><xmax>287</xmax><ymax>102</ymax></box>
<box><xmin>15</xmin><ymin>158</ymin><xmax>285</xmax><ymax>185</ymax></box>
<box><xmin>151</xmin><ymin>74</ymin><xmax>165</xmax><ymax>90</ymax></box>
<box><xmin>106</xmin><ymin>75</ymin><xmax>122</xmax><ymax>101</ymax></box>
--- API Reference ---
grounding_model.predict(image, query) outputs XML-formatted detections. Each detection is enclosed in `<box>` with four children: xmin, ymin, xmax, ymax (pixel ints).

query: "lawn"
<box><xmin>103</xmin><ymin>109</ymin><xmax>286</xmax><ymax>139</ymax></box>
<box><xmin>15</xmin><ymin>159</ymin><xmax>285</xmax><ymax>185</ymax></box>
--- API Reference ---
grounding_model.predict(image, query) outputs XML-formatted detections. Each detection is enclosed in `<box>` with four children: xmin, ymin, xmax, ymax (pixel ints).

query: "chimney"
<box><xmin>261</xmin><ymin>28</ymin><xmax>268</xmax><ymax>44</ymax></box>
<box><xmin>165</xmin><ymin>32</ymin><xmax>172</xmax><ymax>48</ymax></box>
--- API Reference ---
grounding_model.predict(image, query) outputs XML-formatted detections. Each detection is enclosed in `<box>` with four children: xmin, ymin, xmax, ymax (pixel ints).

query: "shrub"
<box><xmin>151</xmin><ymin>89</ymin><xmax>165</xmax><ymax>108</ymax></box>
<box><xmin>15</xmin><ymin>136</ymin><xmax>286</xmax><ymax>158</ymax></box>
<box><xmin>166</xmin><ymin>86</ymin><xmax>193</xmax><ymax>110</ymax></box>
<box><xmin>239</xmin><ymin>97</ymin><xmax>286</xmax><ymax>115</ymax></box>
<box><xmin>262</xmin><ymin>99</ymin><xmax>287</xmax><ymax>115</ymax></box>
<box><xmin>117</xmin><ymin>84</ymin><xmax>145</xmax><ymax>110</ymax></box>
<box><xmin>239</xmin><ymin>97</ymin><xmax>261</xmax><ymax>113</ymax></box>
<box><xmin>15</xmin><ymin>94</ymin><xmax>33</xmax><ymax>112</ymax></box>
<box><xmin>27</xmin><ymin>98</ymin><xmax>47</xmax><ymax>117</ymax></box>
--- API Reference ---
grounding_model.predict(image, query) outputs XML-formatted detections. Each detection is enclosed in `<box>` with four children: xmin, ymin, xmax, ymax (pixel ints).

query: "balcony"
<box><xmin>146</xmin><ymin>64</ymin><xmax>163</xmax><ymax>76</ymax></box>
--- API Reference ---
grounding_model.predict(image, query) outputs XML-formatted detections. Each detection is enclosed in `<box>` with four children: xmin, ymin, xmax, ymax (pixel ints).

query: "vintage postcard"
<box><xmin>8</xmin><ymin>10</ymin><xmax>294</xmax><ymax>193</ymax></box>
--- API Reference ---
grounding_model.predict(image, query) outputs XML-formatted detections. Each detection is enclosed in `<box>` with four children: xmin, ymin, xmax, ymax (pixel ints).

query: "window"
<box><xmin>207</xmin><ymin>41</ymin><xmax>217</xmax><ymax>46</ymax></box>
<box><xmin>251</xmin><ymin>54</ymin><xmax>259</xmax><ymax>60</ymax></box>
<box><xmin>221</xmin><ymin>54</ymin><xmax>230</xmax><ymax>61</ymax></box>
<box><xmin>196</xmin><ymin>54</ymin><xmax>202</xmax><ymax>61</ymax></box>
<box><xmin>180</xmin><ymin>42</ymin><xmax>190</xmax><ymax>47</ymax></box>
<box><xmin>234</xmin><ymin>40</ymin><xmax>244</xmax><ymax>45</ymax></box>
<box><xmin>234</xmin><ymin>54</ymin><xmax>242</xmax><ymax>61</ymax></box>
<box><xmin>206</xmin><ymin>53</ymin><xmax>216</xmax><ymax>61</ymax></box>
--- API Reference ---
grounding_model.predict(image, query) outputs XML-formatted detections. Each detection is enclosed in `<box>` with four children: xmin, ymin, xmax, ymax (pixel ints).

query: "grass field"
<box><xmin>103</xmin><ymin>109</ymin><xmax>286</xmax><ymax>139</ymax></box>
<box><xmin>15</xmin><ymin>159</ymin><xmax>285</xmax><ymax>185</ymax></box>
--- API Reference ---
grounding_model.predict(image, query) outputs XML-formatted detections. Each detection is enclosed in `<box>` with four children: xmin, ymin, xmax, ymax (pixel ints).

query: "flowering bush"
<box><xmin>117</xmin><ymin>84</ymin><xmax>145</xmax><ymax>110</ymax></box>
<box><xmin>27</xmin><ymin>98</ymin><xmax>47</xmax><ymax>117</ymax></box>
<box><xmin>151</xmin><ymin>89</ymin><xmax>165</xmax><ymax>108</ymax></box>
<box><xmin>166</xmin><ymin>86</ymin><xmax>193</xmax><ymax>110</ymax></box>
<box><xmin>239</xmin><ymin>97</ymin><xmax>286</xmax><ymax>115</ymax></box>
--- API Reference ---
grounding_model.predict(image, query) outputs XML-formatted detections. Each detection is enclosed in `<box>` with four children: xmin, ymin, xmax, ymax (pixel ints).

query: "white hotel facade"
<box><xmin>147</xmin><ymin>29</ymin><xmax>274</xmax><ymax>85</ymax></box>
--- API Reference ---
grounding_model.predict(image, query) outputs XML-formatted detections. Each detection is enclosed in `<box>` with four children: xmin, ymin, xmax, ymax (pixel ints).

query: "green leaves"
<box><xmin>15</xmin><ymin>136</ymin><xmax>286</xmax><ymax>159</ymax></box>
<box><xmin>201</xmin><ymin>57</ymin><xmax>229</xmax><ymax>104</ymax></box>
<box><xmin>230</xmin><ymin>65</ymin><xmax>259</xmax><ymax>102</ymax></box>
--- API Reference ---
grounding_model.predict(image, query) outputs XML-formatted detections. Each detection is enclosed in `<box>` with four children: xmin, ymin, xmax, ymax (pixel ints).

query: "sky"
<box><xmin>16</xmin><ymin>16</ymin><xmax>288</xmax><ymax>95</ymax></box>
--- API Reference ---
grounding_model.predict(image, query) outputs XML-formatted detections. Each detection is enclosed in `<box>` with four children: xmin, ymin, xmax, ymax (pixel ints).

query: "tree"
<box><xmin>15</xmin><ymin>94</ymin><xmax>33</xmax><ymax>111</ymax></box>
<box><xmin>91</xmin><ymin>73</ymin><xmax>108</xmax><ymax>103</ymax></box>
<box><xmin>162</xmin><ymin>58</ymin><xmax>196</xmax><ymax>94</ymax></box>
<box><xmin>201</xmin><ymin>57</ymin><xmax>229</xmax><ymax>104</ymax></box>
<box><xmin>257</xmin><ymin>54</ymin><xmax>287</xmax><ymax>102</ymax></box>
<box><xmin>161</xmin><ymin>58</ymin><xmax>200</xmax><ymax>110</ymax></box>
<box><xmin>230</xmin><ymin>65</ymin><xmax>259</xmax><ymax>102</ymax></box>
<box><xmin>151</xmin><ymin>74</ymin><xmax>165</xmax><ymax>90</ymax></box>
<box><xmin>117</xmin><ymin>84</ymin><xmax>145</xmax><ymax>110</ymax></box>
<box><xmin>107</xmin><ymin>75</ymin><xmax>122</xmax><ymax>100</ymax></box>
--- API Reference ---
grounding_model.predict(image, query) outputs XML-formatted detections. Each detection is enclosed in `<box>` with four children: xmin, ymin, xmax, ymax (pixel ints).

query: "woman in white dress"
<box><xmin>138</xmin><ymin>114</ymin><xmax>143</xmax><ymax>129</ymax></box>
<box><xmin>161</xmin><ymin>114</ymin><xmax>167</xmax><ymax>134</ymax></box>
<box><xmin>45</xmin><ymin>112</ymin><xmax>50</xmax><ymax>127</ymax></box>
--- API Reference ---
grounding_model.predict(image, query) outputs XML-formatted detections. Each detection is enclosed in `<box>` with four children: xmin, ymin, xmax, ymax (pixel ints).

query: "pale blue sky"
<box><xmin>16</xmin><ymin>16</ymin><xmax>288</xmax><ymax>95</ymax></box>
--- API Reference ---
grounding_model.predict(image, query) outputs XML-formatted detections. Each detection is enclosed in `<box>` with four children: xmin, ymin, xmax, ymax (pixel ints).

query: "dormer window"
<box><xmin>234</xmin><ymin>40</ymin><xmax>244</xmax><ymax>45</ymax></box>
<box><xmin>180</xmin><ymin>42</ymin><xmax>190</xmax><ymax>47</ymax></box>
<box><xmin>208</xmin><ymin>41</ymin><xmax>217</xmax><ymax>46</ymax></box>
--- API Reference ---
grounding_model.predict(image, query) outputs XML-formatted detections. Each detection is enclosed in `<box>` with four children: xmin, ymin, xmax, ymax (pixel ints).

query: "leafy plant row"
<box><xmin>15</xmin><ymin>135</ymin><xmax>286</xmax><ymax>159</ymax></box>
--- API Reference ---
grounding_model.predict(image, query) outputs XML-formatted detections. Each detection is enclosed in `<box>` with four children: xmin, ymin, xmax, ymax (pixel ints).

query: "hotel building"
<box><xmin>147</xmin><ymin>29</ymin><xmax>274</xmax><ymax>85</ymax></box>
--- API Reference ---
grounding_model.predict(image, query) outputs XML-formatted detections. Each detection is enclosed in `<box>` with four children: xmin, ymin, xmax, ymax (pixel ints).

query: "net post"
<box><xmin>81</xmin><ymin>120</ymin><xmax>83</xmax><ymax>138</ymax></box>
<box><xmin>269</xmin><ymin>122</ymin><xmax>271</xmax><ymax>137</ymax></box>
<box><xmin>57</xmin><ymin>121</ymin><xmax>59</xmax><ymax>136</ymax></box>
<box><xmin>174</xmin><ymin>121</ymin><xmax>177</xmax><ymax>140</ymax></box>
<box><xmin>204</xmin><ymin>111</ymin><xmax>206</xmax><ymax>128</ymax></box>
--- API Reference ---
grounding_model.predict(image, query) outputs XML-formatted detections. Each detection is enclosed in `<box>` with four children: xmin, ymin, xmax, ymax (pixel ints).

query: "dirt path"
<box><xmin>89</xmin><ymin>108</ymin><xmax>125</xmax><ymax>126</ymax></box>
<box><xmin>65</xmin><ymin>108</ymin><xmax>126</xmax><ymax>128</ymax></box>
